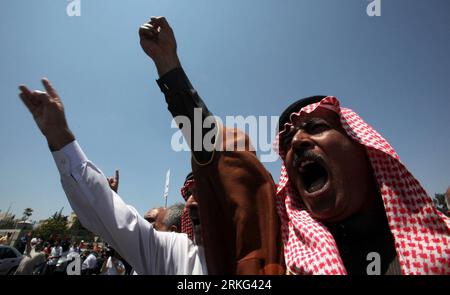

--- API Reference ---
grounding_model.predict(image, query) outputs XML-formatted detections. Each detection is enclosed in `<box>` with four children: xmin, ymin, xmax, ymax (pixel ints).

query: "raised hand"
<box><xmin>139</xmin><ymin>16</ymin><xmax>180</xmax><ymax>76</ymax></box>
<box><xmin>19</xmin><ymin>78</ymin><xmax>75</xmax><ymax>151</ymax></box>
<box><xmin>108</xmin><ymin>169</ymin><xmax>120</xmax><ymax>193</ymax></box>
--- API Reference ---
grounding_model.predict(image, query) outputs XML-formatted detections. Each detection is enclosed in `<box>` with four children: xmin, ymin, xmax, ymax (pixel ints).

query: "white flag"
<box><xmin>164</xmin><ymin>169</ymin><xmax>170</xmax><ymax>204</ymax></box>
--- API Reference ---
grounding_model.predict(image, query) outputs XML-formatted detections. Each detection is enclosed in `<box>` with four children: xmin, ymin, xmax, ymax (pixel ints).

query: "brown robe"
<box><xmin>157</xmin><ymin>67</ymin><xmax>285</xmax><ymax>274</ymax></box>
<box><xmin>192</xmin><ymin>126</ymin><xmax>285</xmax><ymax>274</ymax></box>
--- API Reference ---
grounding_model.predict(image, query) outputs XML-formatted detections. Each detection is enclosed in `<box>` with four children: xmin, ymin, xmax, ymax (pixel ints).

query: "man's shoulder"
<box><xmin>160</xmin><ymin>231</ymin><xmax>197</xmax><ymax>249</ymax></box>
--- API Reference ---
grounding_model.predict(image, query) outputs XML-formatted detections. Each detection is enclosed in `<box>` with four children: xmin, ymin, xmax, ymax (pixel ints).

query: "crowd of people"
<box><xmin>10</xmin><ymin>231</ymin><xmax>132</xmax><ymax>275</ymax></box>
<box><xmin>7</xmin><ymin>187</ymin><xmax>188</xmax><ymax>276</ymax></box>
<box><xmin>15</xmin><ymin>16</ymin><xmax>450</xmax><ymax>275</ymax></box>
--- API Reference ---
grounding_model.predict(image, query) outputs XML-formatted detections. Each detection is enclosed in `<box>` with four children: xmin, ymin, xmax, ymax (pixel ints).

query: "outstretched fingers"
<box><xmin>42</xmin><ymin>78</ymin><xmax>59</xmax><ymax>98</ymax></box>
<box><xmin>19</xmin><ymin>79</ymin><xmax>57</xmax><ymax>113</ymax></box>
<box><xmin>19</xmin><ymin>85</ymin><xmax>35</xmax><ymax>111</ymax></box>
<box><xmin>19</xmin><ymin>85</ymin><xmax>32</xmax><ymax>96</ymax></box>
<box><xmin>19</xmin><ymin>86</ymin><xmax>49</xmax><ymax>109</ymax></box>
<box><xmin>115</xmin><ymin>169</ymin><xmax>120</xmax><ymax>182</ymax></box>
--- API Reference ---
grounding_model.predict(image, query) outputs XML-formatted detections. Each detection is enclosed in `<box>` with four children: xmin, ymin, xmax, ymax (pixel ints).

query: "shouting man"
<box><xmin>139</xmin><ymin>17</ymin><xmax>450</xmax><ymax>275</ymax></box>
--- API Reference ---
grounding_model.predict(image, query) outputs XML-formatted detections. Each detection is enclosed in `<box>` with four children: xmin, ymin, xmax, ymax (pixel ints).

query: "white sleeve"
<box><xmin>51</xmin><ymin>141</ymin><xmax>203</xmax><ymax>275</ymax></box>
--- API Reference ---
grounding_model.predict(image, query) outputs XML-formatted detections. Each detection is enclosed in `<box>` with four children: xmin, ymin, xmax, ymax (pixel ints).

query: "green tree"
<box><xmin>68</xmin><ymin>217</ymin><xmax>95</xmax><ymax>242</ymax></box>
<box><xmin>34</xmin><ymin>210</ymin><xmax>68</xmax><ymax>241</ymax></box>
<box><xmin>69</xmin><ymin>217</ymin><xmax>87</xmax><ymax>232</ymax></box>
<box><xmin>433</xmin><ymin>193</ymin><xmax>449</xmax><ymax>216</ymax></box>
<box><xmin>0</xmin><ymin>214</ymin><xmax>16</xmax><ymax>229</ymax></box>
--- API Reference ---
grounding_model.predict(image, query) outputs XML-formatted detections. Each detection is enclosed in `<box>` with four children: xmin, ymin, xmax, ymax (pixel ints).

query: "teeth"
<box><xmin>299</xmin><ymin>160</ymin><xmax>314</xmax><ymax>168</ymax></box>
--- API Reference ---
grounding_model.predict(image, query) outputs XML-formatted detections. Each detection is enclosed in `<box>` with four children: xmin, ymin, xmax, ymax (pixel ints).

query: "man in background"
<box><xmin>46</xmin><ymin>240</ymin><xmax>62</xmax><ymax>274</ymax></box>
<box><xmin>15</xmin><ymin>233</ymin><xmax>46</xmax><ymax>275</ymax></box>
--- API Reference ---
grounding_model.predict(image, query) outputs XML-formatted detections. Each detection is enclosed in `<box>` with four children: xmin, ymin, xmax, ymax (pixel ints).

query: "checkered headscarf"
<box><xmin>275</xmin><ymin>96</ymin><xmax>450</xmax><ymax>275</ymax></box>
<box><xmin>180</xmin><ymin>177</ymin><xmax>195</xmax><ymax>241</ymax></box>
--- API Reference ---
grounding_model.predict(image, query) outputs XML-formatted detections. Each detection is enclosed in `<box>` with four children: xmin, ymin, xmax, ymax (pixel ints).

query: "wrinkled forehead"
<box><xmin>289</xmin><ymin>107</ymin><xmax>341</xmax><ymax>127</ymax></box>
<box><xmin>278</xmin><ymin>96</ymin><xmax>327</xmax><ymax>128</ymax></box>
<box><xmin>145</xmin><ymin>208</ymin><xmax>162</xmax><ymax>220</ymax></box>
<box><xmin>278</xmin><ymin>106</ymin><xmax>343</xmax><ymax>155</ymax></box>
<box><xmin>155</xmin><ymin>208</ymin><xmax>168</xmax><ymax>221</ymax></box>
<box><xmin>149</xmin><ymin>208</ymin><xmax>160</xmax><ymax>215</ymax></box>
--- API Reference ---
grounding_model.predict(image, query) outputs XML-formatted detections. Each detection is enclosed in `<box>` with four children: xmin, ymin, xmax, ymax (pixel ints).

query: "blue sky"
<box><xmin>0</xmin><ymin>0</ymin><xmax>449</xmax><ymax>221</ymax></box>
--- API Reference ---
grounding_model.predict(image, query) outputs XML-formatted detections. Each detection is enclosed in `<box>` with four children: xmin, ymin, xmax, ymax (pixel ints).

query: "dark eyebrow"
<box><xmin>281</xmin><ymin>117</ymin><xmax>328</xmax><ymax>145</ymax></box>
<box><xmin>294</xmin><ymin>117</ymin><xmax>328</xmax><ymax>128</ymax></box>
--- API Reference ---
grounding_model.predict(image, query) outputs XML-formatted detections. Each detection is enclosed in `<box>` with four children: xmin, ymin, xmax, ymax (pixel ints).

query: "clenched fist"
<box><xmin>19</xmin><ymin>79</ymin><xmax>75</xmax><ymax>151</ymax></box>
<box><xmin>139</xmin><ymin>16</ymin><xmax>181</xmax><ymax>76</ymax></box>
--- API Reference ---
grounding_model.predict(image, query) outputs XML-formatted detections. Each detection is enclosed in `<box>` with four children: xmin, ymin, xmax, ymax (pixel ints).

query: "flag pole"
<box><xmin>164</xmin><ymin>169</ymin><xmax>170</xmax><ymax>208</ymax></box>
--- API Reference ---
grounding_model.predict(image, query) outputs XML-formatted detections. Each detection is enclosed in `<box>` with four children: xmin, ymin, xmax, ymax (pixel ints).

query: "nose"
<box><xmin>291</xmin><ymin>129</ymin><xmax>315</xmax><ymax>151</ymax></box>
<box><xmin>186</xmin><ymin>195</ymin><xmax>197</xmax><ymax>209</ymax></box>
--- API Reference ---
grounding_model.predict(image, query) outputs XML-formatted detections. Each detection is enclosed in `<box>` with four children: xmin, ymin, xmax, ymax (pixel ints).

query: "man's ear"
<box><xmin>170</xmin><ymin>225</ymin><xmax>180</xmax><ymax>233</ymax></box>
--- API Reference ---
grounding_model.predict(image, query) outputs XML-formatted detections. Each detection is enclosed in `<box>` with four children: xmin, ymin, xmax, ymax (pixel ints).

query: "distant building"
<box><xmin>67</xmin><ymin>212</ymin><xmax>77</xmax><ymax>229</ymax></box>
<box><xmin>15</xmin><ymin>220</ymin><xmax>33</xmax><ymax>230</ymax></box>
<box><xmin>0</xmin><ymin>212</ymin><xmax>14</xmax><ymax>221</ymax></box>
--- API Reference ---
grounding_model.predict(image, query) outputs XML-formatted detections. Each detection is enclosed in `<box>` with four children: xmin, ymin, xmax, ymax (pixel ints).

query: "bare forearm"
<box><xmin>154</xmin><ymin>55</ymin><xmax>181</xmax><ymax>77</ymax></box>
<box><xmin>46</xmin><ymin>128</ymin><xmax>75</xmax><ymax>151</ymax></box>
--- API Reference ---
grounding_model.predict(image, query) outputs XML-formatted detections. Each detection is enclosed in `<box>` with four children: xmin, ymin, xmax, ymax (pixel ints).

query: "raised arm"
<box><xmin>139</xmin><ymin>17</ymin><xmax>216</xmax><ymax>164</ymax></box>
<box><xmin>139</xmin><ymin>18</ymin><xmax>285</xmax><ymax>274</ymax></box>
<box><xmin>18</xmin><ymin>79</ymin><xmax>203</xmax><ymax>275</ymax></box>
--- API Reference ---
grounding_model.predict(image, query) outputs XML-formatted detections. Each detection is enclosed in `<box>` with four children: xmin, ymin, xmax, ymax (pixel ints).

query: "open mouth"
<box><xmin>295</xmin><ymin>153</ymin><xmax>329</xmax><ymax>194</ymax></box>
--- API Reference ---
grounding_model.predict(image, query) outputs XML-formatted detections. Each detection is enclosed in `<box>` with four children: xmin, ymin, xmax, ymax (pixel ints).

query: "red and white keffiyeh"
<box><xmin>275</xmin><ymin>96</ymin><xmax>450</xmax><ymax>275</ymax></box>
<box><xmin>180</xmin><ymin>179</ymin><xmax>195</xmax><ymax>241</ymax></box>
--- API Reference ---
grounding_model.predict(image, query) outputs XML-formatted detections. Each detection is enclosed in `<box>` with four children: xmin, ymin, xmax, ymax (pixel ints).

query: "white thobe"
<box><xmin>52</xmin><ymin>141</ymin><xmax>207</xmax><ymax>275</ymax></box>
